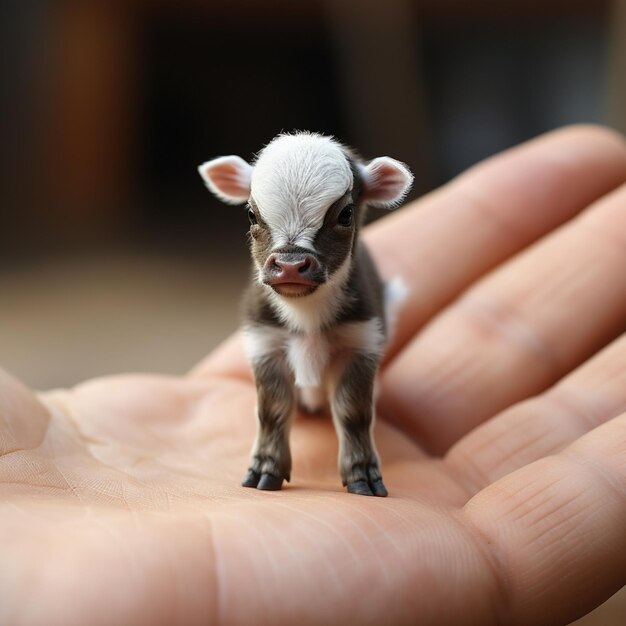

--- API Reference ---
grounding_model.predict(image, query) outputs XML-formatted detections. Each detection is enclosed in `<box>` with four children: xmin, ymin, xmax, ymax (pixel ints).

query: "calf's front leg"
<box><xmin>331</xmin><ymin>354</ymin><xmax>387</xmax><ymax>497</ymax></box>
<box><xmin>242</xmin><ymin>354</ymin><xmax>295</xmax><ymax>491</ymax></box>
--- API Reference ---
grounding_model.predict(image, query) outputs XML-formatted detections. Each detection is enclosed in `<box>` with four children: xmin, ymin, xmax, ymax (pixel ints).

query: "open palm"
<box><xmin>1</xmin><ymin>126</ymin><xmax>625</xmax><ymax>626</ymax></box>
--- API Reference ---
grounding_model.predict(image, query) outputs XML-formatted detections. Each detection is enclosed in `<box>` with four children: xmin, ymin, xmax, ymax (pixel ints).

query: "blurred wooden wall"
<box><xmin>6</xmin><ymin>0</ymin><xmax>617</xmax><ymax>249</ymax></box>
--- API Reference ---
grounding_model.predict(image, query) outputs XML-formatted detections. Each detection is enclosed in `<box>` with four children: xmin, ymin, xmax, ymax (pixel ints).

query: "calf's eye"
<box><xmin>247</xmin><ymin>208</ymin><xmax>257</xmax><ymax>225</ymax></box>
<box><xmin>337</xmin><ymin>205</ymin><xmax>353</xmax><ymax>227</ymax></box>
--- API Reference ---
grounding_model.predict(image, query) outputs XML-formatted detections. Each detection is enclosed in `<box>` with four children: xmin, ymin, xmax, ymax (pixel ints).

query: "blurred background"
<box><xmin>1</xmin><ymin>0</ymin><xmax>625</xmax><ymax>391</ymax></box>
<box><xmin>0</xmin><ymin>1</ymin><xmax>624</xmax><ymax>622</ymax></box>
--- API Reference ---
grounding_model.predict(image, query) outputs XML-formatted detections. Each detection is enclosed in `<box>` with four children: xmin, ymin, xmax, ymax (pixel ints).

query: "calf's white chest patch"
<box><xmin>244</xmin><ymin>318</ymin><xmax>387</xmax><ymax>392</ymax></box>
<box><xmin>287</xmin><ymin>333</ymin><xmax>330</xmax><ymax>388</ymax></box>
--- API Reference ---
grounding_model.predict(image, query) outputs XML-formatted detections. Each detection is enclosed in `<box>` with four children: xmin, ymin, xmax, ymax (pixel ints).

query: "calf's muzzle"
<box><xmin>263</xmin><ymin>251</ymin><xmax>324</xmax><ymax>296</ymax></box>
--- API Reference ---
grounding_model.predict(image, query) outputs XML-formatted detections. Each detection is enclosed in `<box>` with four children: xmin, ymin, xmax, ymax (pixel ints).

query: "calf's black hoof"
<box><xmin>346</xmin><ymin>478</ymin><xmax>388</xmax><ymax>497</ymax></box>
<box><xmin>347</xmin><ymin>480</ymin><xmax>374</xmax><ymax>496</ymax></box>
<box><xmin>241</xmin><ymin>469</ymin><xmax>261</xmax><ymax>488</ymax></box>
<box><xmin>371</xmin><ymin>479</ymin><xmax>388</xmax><ymax>497</ymax></box>
<box><xmin>257</xmin><ymin>473</ymin><xmax>283</xmax><ymax>491</ymax></box>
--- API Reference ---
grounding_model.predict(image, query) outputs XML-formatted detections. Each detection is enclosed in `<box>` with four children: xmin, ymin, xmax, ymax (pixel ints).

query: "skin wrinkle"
<box><xmin>286</xmin><ymin>538</ymin><xmax>365</xmax><ymax>623</ymax></box>
<box><xmin>496</xmin><ymin>471</ymin><xmax>563</xmax><ymax>523</ymax></box>
<box><xmin>202</xmin><ymin>513</ymin><xmax>223</xmax><ymax>626</ymax></box>
<box><xmin>256</xmin><ymin>499</ymin><xmax>426</xmax><ymax>623</ymax></box>
<box><xmin>543</xmin><ymin>390</ymin><xmax>598</xmax><ymax>433</ymax></box>
<box><xmin>116</xmin><ymin>481</ymin><xmax>136</xmax><ymax>515</ymax></box>
<box><xmin>312</xmin><ymin>500</ymin><xmax>396</xmax><ymax>585</ymax></box>
<box><xmin>0</xmin><ymin>447</ymin><xmax>27</xmax><ymax>459</ymax></box>
<box><xmin>272</xmin><ymin>500</ymin><xmax>364</xmax><ymax>573</ymax></box>
<box><xmin>454</xmin><ymin>292</ymin><xmax>563</xmax><ymax>381</ymax></box>
<box><xmin>52</xmin><ymin>461</ymin><xmax>87</xmax><ymax>505</ymax></box>
<box><xmin>46</xmin><ymin>400</ymin><xmax>156</xmax><ymax>489</ymax></box>
<box><xmin>134</xmin><ymin>516</ymin><xmax>212</xmax><ymax>625</ymax></box>
<box><xmin>453</xmin><ymin>508</ymin><xmax>511</xmax><ymax>626</ymax></box>
<box><xmin>2</xmin><ymin>454</ymin><xmax>75</xmax><ymax>498</ymax></box>
<box><xmin>457</xmin><ymin>406</ymin><xmax>573</xmax><ymax>492</ymax></box>
<box><xmin>430</xmin><ymin>349</ymin><xmax>481</xmax><ymax>401</ymax></box>
<box><xmin>211</xmin><ymin>513</ymin><xmax>268</xmax><ymax>620</ymax></box>
<box><xmin>573</xmin><ymin>343</ymin><xmax>626</xmax><ymax>387</ymax></box>
<box><xmin>382</xmin><ymin>339</ymin><xmax>471</xmax><ymax>425</ymax></box>
<box><xmin>69</xmin><ymin>387</ymin><xmax>207</xmax><ymax>456</ymax></box>
<box><xmin>415</xmin><ymin>457</ymin><xmax>477</xmax><ymax>505</ymax></box>
<box><xmin>457</xmin><ymin>439</ymin><xmax>625</xmax><ymax>625</ymax></box>
<box><xmin>260</xmin><ymin>511</ymin><xmax>336</xmax><ymax>623</ymax></box>
<box><xmin>529</xmin><ymin>500</ymin><xmax>594</xmax><ymax>560</ymax></box>
<box><xmin>1</xmin><ymin>479</ymin><xmax>68</xmax><ymax>496</ymax></box>
<box><xmin>517</xmin><ymin>483</ymin><xmax>587</xmax><ymax>537</ymax></box>
<box><xmin>484</xmin><ymin>427</ymin><xmax>555</xmax><ymax>476</ymax></box>
<box><xmin>560</xmin><ymin>382</ymin><xmax>626</xmax><ymax>430</ymax></box>
<box><xmin>563</xmin><ymin>446</ymin><xmax>626</xmax><ymax>502</ymax></box>
<box><xmin>235</xmin><ymin>513</ymin><xmax>295</xmax><ymax>622</ymax></box>
<box><xmin>38</xmin><ymin>395</ymin><xmax>209</xmax><ymax>510</ymax></box>
<box><xmin>498</xmin><ymin>425</ymin><xmax>626</xmax><ymax>622</ymax></box>
<box><xmin>451</xmin><ymin>181</ymin><xmax>536</xmax><ymax>250</ymax></box>
<box><xmin>45</xmin><ymin>393</ymin><xmax>117</xmax><ymax>453</ymax></box>
<box><xmin>577</xmin><ymin>191</ymin><xmax>626</xmax><ymax>254</ymax></box>
<box><xmin>445</xmin><ymin>428</ymin><xmax>524</xmax><ymax>497</ymax></box>
<box><xmin>445</xmin><ymin>332</ymin><xmax>626</xmax><ymax>491</ymax></box>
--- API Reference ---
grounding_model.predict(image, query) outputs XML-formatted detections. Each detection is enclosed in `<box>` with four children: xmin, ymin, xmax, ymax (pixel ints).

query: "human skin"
<box><xmin>1</xmin><ymin>125</ymin><xmax>625</xmax><ymax>626</ymax></box>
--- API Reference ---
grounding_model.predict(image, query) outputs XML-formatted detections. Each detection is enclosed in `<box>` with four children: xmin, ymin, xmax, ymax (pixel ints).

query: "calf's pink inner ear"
<box><xmin>198</xmin><ymin>156</ymin><xmax>253</xmax><ymax>204</ymax></box>
<box><xmin>360</xmin><ymin>157</ymin><xmax>413</xmax><ymax>208</ymax></box>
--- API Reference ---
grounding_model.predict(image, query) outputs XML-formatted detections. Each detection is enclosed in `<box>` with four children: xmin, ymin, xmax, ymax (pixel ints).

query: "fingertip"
<box><xmin>547</xmin><ymin>123</ymin><xmax>626</xmax><ymax>155</ymax></box>
<box><xmin>460</xmin><ymin>124</ymin><xmax>626</xmax><ymax>183</ymax></box>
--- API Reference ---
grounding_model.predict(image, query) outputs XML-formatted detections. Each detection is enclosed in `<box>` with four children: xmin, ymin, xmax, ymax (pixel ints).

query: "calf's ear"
<box><xmin>198</xmin><ymin>156</ymin><xmax>253</xmax><ymax>205</ymax></box>
<box><xmin>359</xmin><ymin>157</ymin><xmax>413</xmax><ymax>209</ymax></box>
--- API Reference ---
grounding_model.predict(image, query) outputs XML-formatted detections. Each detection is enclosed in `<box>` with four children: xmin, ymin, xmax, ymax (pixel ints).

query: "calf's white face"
<box><xmin>199</xmin><ymin>132</ymin><xmax>413</xmax><ymax>299</ymax></box>
<box><xmin>250</xmin><ymin>134</ymin><xmax>353</xmax><ymax>249</ymax></box>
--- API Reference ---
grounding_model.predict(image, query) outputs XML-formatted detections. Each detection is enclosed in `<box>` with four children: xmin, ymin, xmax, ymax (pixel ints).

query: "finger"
<box><xmin>366</xmin><ymin>125</ymin><xmax>626</xmax><ymax>360</ymax></box>
<box><xmin>446</xmin><ymin>332</ymin><xmax>626</xmax><ymax>493</ymax></box>
<box><xmin>461</xmin><ymin>412</ymin><xmax>626</xmax><ymax>626</ymax></box>
<box><xmin>380</xmin><ymin>179</ymin><xmax>626</xmax><ymax>453</ymax></box>
<box><xmin>188</xmin><ymin>333</ymin><xmax>251</xmax><ymax>380</ymax></box>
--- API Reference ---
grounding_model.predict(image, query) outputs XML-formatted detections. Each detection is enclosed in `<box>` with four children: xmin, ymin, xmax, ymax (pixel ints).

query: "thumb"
<box><xmin>0</xmin><ymin>368</ymin><xmax>51</xmax><ymax>455</ymax></box>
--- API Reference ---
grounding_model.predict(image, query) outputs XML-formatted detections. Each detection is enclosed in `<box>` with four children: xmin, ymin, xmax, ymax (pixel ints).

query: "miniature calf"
<box><xmin>199</xmin><ymin>132</ymin><xmax>412</xmax><ymax>496</ymax></box>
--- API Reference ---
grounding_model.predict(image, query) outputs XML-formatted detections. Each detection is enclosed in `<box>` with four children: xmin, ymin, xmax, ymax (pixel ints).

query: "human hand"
<box><xmin>1</xmin><ymin>126</ymin><xmax>625</xmax><ymax>626</ymax></box>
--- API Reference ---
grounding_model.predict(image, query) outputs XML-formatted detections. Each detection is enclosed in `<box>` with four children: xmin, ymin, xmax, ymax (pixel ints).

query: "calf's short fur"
<box><xmin>199</xmin><ymin>132</ymin><xmax>412</xmax><ymax>496</ymax></box>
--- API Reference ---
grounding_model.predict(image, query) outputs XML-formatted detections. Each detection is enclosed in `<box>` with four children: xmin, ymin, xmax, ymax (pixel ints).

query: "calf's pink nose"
<box><xmin>267</xmin><ymin>254</ymin><xmax>318</xmax><ymax>283</ymax></box>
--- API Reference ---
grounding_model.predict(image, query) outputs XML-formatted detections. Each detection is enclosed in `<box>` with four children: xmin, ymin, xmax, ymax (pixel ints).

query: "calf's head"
<box><xmin>199</xmin><ymin>133</ymin><xmax>412</xmax><ymax>298</ymax></box>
